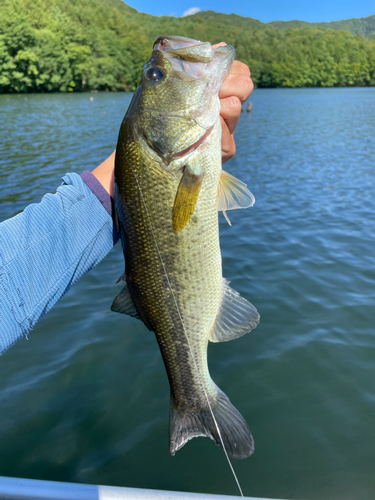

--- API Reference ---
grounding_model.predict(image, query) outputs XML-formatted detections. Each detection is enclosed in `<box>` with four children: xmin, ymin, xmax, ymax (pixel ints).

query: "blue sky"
<box><xmin>126</xmin><ymin>0</ymin><xmax>374</xmax><ymax>22</ymax></box>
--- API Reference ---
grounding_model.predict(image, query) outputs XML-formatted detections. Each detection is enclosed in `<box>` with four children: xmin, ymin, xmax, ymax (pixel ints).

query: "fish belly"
<box><xmin>116</xmin><ymin>123</ymin><xmax>223</xmax><ymax>409</ymax></box>
<box><xmin>115</xmin><ymin>120</ymin><xmax>254</xmax><ymax>459</ymax></box>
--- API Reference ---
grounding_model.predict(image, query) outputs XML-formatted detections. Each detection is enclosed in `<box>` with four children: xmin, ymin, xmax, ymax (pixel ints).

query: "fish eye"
<box><xmin>145</xmin><ymin>67</ymin><xmax>165</xmax><ymax>82</ymax></box>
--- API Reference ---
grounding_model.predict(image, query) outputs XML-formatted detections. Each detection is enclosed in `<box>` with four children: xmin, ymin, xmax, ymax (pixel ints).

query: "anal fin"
<box><xmin>209</xmin><ymin>278</ymin><xmax>260</xmax><ymax>343</ymax></box>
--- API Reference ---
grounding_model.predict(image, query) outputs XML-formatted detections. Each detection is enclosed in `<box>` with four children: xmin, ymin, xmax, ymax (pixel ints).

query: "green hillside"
<box><xmin>270</xmin><ymin>14</ymin><xmax>375</xmax><ymax>37</ymax></box>
<box><xmin>1</xmin><ymin>0</ymin><xmax>375</xmax><ymax>92</ymax></box>
<box><xmin>190</xmin><ymin>11</ymin><xmax>375</xmax><ymax>37</ymax></box>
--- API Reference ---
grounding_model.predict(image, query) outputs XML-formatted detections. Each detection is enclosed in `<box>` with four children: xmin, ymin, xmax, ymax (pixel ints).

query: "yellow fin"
<box><xmin>218</xmin><ymin>170</ymin><xmax>255</xmax><ymax>226</ymax></box>
<box><xmin>172</xmin><ymin>167</ymin><xmax>204</xmax><ymax>233</ymax></box>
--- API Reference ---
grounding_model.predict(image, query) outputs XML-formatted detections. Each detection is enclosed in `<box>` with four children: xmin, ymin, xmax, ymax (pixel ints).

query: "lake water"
<box><xmin>0</xmin><ymin>88</ymin><xmax>375</xmax><ymax>500</ymax></box>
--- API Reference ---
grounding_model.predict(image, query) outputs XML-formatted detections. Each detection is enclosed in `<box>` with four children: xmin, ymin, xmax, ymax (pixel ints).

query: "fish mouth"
<box><xmin>154</xmin><ymin>36</ymin><xmax>213</xmax><ymax>64</ymax></box>
<box><xmin>172</xmin><ymin>126</ymin><xmax>214</xmax><ymax>159</ymax></box>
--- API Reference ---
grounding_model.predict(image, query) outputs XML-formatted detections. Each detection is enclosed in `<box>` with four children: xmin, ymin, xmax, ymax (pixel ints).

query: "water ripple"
<box><xmin>1</xmin><ymin>88</ymin><xmax>375</xmax><ymax>499</ymax></box>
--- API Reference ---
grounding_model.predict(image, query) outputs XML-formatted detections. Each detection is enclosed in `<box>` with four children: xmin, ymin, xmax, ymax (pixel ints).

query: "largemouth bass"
<box><xmin>112</xmin><ymin>35</ymin><xmax>259</xmax><ymax>459</ymax></box>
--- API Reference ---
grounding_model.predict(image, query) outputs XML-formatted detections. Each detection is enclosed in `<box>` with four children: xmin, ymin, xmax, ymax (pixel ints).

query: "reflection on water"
<box><xmin>0</xmin><ymin>88</ymin><xmax>375</xmax><ymax>499</ymax></box>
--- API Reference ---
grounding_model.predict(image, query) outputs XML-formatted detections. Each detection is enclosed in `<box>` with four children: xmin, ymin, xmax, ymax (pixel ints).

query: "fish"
<box><xmin>112</xmin><ymin>35</ymin><xmax>260</xmax><ymax>460</ymax></box>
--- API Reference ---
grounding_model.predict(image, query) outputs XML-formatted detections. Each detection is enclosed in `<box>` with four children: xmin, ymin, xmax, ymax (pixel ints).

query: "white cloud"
<box><xmin>182</xmin><ymin>7</ymin><xmax>201</xmax><ymax>17</ymax></box>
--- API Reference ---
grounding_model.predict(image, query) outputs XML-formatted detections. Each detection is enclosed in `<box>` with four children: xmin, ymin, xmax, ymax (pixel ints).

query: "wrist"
<box><xmin>91</xmin><ymin>150</ymin><xmax>116</xmax><ymax>198</ymax></box>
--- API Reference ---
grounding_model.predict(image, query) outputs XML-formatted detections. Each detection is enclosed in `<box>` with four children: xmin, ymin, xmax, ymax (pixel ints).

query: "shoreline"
<box><xmin>1</xmin><ymin>85</ymin><xmax>375</xmax><ymax>96</ymax></box>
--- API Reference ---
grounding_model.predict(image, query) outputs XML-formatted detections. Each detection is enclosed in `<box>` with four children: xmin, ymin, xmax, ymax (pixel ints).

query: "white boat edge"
<box><xmin>0</xmin><ymin>475</ymin><xmax>283</xmax><ymax>500</ymax></box>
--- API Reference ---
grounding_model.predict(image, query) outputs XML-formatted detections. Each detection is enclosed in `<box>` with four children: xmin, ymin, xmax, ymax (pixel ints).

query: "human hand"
<box><xmin>213</xmin><ymin>42</ymin><xmax>254</xmax><ymax>163</ymax></box>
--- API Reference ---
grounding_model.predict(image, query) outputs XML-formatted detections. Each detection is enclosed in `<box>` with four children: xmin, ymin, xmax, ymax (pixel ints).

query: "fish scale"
<box><xmin>116</xmin><ymin>121</ymin><xmax>222</xmax><ymax>407</ymax></box>
<box><xmin>112</xmin><ymin>35</ymin><xmax>259</xmax><ymax>459</ymax></box>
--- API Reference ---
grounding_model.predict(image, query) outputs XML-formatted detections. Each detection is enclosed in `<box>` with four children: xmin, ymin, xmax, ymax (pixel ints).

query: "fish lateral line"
<box><xmin>113</xmin><ymin>36</ymin><xmax>255</xmax><ymax>497</ymax></box>
<box><xmin>120</xmin><ymin>145</ymin><xmax>246</xmax><ymax>496</ymax></box>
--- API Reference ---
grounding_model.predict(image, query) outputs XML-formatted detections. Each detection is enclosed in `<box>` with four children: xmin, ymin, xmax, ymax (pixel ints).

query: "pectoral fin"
<box><xmin>218</xmin><ymin>170</ymin><xmax>255</xmax><ymax>225</ymax></box>
<box><xmin>172</xmin><ymin>167</ymin><xmax>204</xmax><ymax>233</ymax></box>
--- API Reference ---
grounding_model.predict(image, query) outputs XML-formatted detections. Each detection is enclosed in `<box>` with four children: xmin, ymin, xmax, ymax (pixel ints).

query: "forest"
<box><xmin>1</xmin><ymin>0</ymin><xmax>375</xmax><ymax>92</ymax></box>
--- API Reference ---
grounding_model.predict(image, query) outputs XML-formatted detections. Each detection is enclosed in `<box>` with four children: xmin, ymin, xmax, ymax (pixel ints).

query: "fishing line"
<box><xmin>120</xmin><ymin>137</ymin><xmax>244</xmax><ymax>497</ymax></box>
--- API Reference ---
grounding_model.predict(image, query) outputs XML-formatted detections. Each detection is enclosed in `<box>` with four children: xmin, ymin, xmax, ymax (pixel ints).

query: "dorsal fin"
<box><xmin>111</xmin><ymin>282</ymin><xmax>141</xmax><ymax>320</ymax></box>
<box><xmin>114</xmin><ymin>205</ymin><xmax>120</xmax><ymax>233</ymax></box>
<box><xmin>116</xmin><ymin>272</ymin><xmax>126</xmax><ymax>284</ymax></box>
<box><xmin>209</xmin><ymin>278</ymin><xmax>260</xmax><ymax>343</ymax></box>
<box><xmin>218</xmin><ymin>170</ymin><xmax>255</xmax><ymax>225</ymax></box>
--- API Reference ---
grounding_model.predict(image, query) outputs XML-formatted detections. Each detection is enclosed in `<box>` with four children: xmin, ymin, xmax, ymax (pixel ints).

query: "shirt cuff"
<box><xmin>80</xmin><ymin>170</ymin><xmax>113</xmax><ymax>216</ymax></box>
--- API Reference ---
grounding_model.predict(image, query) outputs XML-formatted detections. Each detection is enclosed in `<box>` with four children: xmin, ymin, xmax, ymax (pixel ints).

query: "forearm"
<box><xmin>0</xmin><ymin>172</ymin><xmax>119</xmax><ymax>355</ymax></box>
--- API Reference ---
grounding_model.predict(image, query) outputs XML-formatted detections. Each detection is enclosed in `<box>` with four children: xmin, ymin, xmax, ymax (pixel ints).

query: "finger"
<box><xmin>219</xmin><ymin>73</ymin><xmax>254</xmax><ymax>103</ymax></box>
<box><xmin>212</xmin><ymin>42</ymin><xmax>227</xmax><ymax>48</ymax></box>
<box><xmin>220</xmin><ymin>96</ymin><xmax>241</xmax><ymax>135</ymax></box>
<box><xmin>221</xmin><ymin>116</ymin><xmax>236</xmax><ymax>163</ymax></box>
<box><xmin>230</xmin><ymin>60</ymin><xmax>251</xmax><ymax>77</ymax></box>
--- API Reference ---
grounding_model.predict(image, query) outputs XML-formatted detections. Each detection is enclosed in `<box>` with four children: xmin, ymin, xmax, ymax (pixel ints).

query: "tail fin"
<box><xmin>170</xmin><ymin>387</ymin><xmax>254</xmax><ymax>460</ymax></box>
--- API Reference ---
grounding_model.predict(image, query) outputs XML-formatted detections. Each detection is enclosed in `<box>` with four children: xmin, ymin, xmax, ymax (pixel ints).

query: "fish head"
<box><xmin>133</xmin><ymin>35</ymin><xmax>235</xmax><ymax>166</ymax></box>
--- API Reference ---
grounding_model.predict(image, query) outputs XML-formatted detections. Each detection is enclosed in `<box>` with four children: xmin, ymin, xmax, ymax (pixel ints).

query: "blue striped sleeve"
<box><xmin>0</xmin><ymin>172</ymin><xmax>119</xmax><ymax>355</ymax></box>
